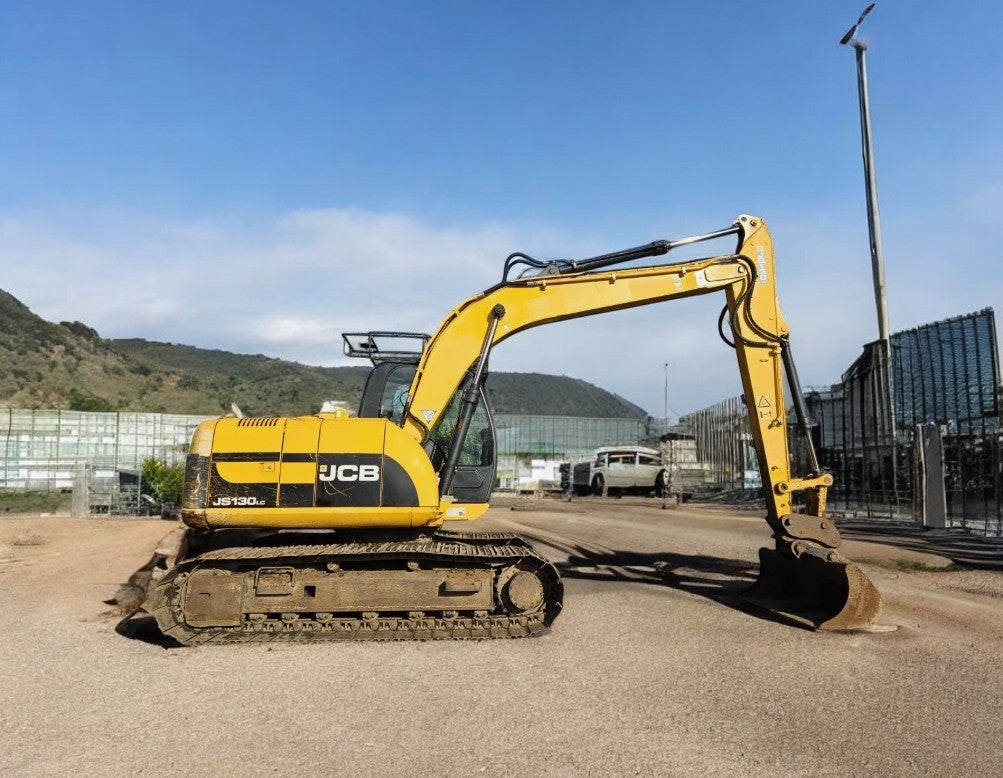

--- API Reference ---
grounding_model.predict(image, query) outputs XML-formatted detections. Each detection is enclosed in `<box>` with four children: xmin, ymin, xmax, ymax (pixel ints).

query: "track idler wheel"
<box><xmin>742</xmin><ymin>546</ymin><xmax>882</xmax><ymax>631</ymax></box>
<box><xmin>502</xmin><ymin>571</ymin><xmax>545</xmax><ymax>614</ymax></box>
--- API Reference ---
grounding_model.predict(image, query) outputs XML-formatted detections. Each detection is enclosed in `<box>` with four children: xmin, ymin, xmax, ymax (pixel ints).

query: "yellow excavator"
<box><xmin>139</xmin><ymin>215</ymin><xmax>882</xmax><ymax>643</ymax></box>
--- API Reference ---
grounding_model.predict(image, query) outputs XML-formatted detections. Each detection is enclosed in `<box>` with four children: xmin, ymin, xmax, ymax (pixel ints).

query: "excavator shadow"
<box><xmin>555</xmin><ymin>545</ymin><xmax>808</xmax><ymax>629</ymax></box>
<box><xmin>114</xmin><ymin>614</ymin><xmax>182</xmax><ymax>648</ymax></box>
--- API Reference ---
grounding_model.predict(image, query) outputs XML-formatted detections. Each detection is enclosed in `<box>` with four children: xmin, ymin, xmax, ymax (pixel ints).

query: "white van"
<box><xmin>571</xmin><ymin>446</ymin><xmax>669</xmax><ymax>497</ymax></box>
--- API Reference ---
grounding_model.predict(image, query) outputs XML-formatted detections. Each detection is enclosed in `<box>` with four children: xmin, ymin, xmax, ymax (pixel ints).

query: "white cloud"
<box><xmin>1</xmin><ymin>204</ymin><xmax>998</xmax><ymax>416</ymax></box>
<box><xmin>247</xmin><ymin>315</ymin><xmax>343</xmax><ymax>347</ymax></box>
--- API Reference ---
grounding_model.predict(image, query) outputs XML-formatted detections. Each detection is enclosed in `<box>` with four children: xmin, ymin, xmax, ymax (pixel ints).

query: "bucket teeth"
<box><xmin>742</xmin><ymin>547</ymin><xmax>882</xmax><ymax>631</ymax></box>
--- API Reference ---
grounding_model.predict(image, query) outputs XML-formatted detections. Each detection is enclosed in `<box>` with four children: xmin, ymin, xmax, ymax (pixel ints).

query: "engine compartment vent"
<box><xmin>236</xmin><ymin>417</ymin><xmax>280</xmax><ymax>427</ymax></box>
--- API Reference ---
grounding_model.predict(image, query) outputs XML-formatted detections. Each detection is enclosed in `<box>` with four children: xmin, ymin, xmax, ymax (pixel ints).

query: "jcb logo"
<box><xmin>318</xmin><ymin>464</ymin><xmax>380</xmax><ymax>482</ymax></box>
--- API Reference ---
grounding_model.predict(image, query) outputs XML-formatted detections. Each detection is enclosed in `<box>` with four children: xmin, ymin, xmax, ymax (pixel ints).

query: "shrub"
<box><xmin>141</xmin><ymin>458</ymin><xmax>185</xmax><ymax>504</ymax></box>
<box><xmin>68</xmin><ymin>388</ymin><xmax>114</xmax><ymax>412</ymax></box>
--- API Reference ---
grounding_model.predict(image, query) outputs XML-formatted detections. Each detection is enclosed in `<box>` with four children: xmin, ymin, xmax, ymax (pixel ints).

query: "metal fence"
<box><xmin>1</xmin><ymin>408</ymin><xmax>654</xmax><ymax>492</ymax></box>
<box><xmin>494</xmin><ymin>414</ymin><xmax>649</xmax><ymax>461</ymax></box>
<box><xmin>895</xmin><ymin>308</ymin><xmax>999</xmax><ymax>434</ymax></box>
<box><xmin>678</xmin><ymin>397</ymin><xmax>759</xmax><ymax>491</ymax></box>
<box><xmin>492</xmin><ymin>414</ymin><xmax>658</xmax><ymax>493</ymax></box>
<box><xmin>806</xmin><ymin>309</ymin><xmax>1001</xmax><ymax>534</ymax></box>
<box><xmin>679</xmin><ymin>309</ymin><xmax>1002</xmax><ymax>535</ymax></box>
<box><xmin>0</xmin><ymin>408</ymin><xmax>209</xmax><ymax>491</ymax></box>
<box><xmin>803</xmin><ymin>341</ymin><xmax>900</xmax><ymax>517</ymax></box>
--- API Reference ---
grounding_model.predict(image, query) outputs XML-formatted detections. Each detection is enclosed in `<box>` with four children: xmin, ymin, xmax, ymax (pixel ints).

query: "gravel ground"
<box><xmin>1</xmin><ymin>499</ymin><xmax>1001</xmax><ymax>777</ymax></box>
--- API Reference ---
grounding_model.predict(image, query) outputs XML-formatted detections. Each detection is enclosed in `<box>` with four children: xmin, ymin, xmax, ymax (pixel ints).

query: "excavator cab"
<box><xmin>346</xmin><ymin>332</ymin><xmax>498</xmax><ymax>504</ymax></box>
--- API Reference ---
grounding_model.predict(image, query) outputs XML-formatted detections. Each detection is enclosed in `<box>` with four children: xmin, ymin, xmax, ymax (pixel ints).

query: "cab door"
<box><xmin>425</xmin><ymin>383</ymin><xmax>496</xmax><ymax>505</ymax></box>
<box><xmin>360</xmin><ymin>362</ymin><xmax>497</xmax><ymax>505</ymax></box>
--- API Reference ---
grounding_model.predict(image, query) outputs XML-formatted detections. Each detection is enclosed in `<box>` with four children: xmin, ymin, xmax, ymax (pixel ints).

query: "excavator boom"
<box><xmin>393</xmin><ymin>214</ymin><xmax>881</xmax><ymax>630</ymax></box>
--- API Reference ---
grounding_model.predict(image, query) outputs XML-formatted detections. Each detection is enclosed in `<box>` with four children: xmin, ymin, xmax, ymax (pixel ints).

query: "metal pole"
<box><xmin>663</xmin><ymin>362</ymin><xmax>675</xmax><ymax>498</ymax></box>
<box><xmin>663</xmin><ymin>362</ymin><xmax>669</xmax><ymax>431</ymax></box>
<box><xmin>841</xmin><ymin>5</ymin><xmax>898</xmax><ymax>508</ymax></box>
<box><xmin>852</xmin><ymin>40</ymin><xmax>891</xmax><ymax>347</ymax></box>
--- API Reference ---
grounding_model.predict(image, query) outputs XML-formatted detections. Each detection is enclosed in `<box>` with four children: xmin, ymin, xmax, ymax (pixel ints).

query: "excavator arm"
<box><xmin>400</xmin><ymin>214</ymin><xmax>881</xmax><ymax>630</ymax></box>
<box><xmin>403</xmin><ymin>215</ymin><xmax>806</xmax><ymax>519</ymax></box>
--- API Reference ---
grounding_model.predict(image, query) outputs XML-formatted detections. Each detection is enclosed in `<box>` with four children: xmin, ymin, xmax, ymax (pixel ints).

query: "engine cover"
<box><xmin>181</xmin><ymin>412</ymin><xmax>441</xmax><ymax>529</ymax></box>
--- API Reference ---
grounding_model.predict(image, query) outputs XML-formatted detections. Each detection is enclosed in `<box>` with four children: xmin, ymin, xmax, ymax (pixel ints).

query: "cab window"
<box><xmin>378</xmin><ymin>365</ymin><xmax>416</xmax><ymax>424</ymax></box>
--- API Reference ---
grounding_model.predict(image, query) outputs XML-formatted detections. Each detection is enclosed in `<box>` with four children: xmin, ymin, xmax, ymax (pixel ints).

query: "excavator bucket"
<box><xmin>742</xmin><ymin>547</ymin><xmax>882</xmax><ymax>631</ymax></box>
<box><xmin>106</xmin><ymin>525</ymin><xmax>189</xmax><ymax>617</ymax></box>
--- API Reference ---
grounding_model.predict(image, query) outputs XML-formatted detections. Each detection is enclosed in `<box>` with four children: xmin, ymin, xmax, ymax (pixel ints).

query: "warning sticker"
<box><xmin>757</xmin><ymin>395</ymin><xmax>771</xmax><ymax>409</ymax></box>
<box><xmin>421</xmin><ymin>409</ymin><xmax>436</xmax><ymax>422</ymax></box>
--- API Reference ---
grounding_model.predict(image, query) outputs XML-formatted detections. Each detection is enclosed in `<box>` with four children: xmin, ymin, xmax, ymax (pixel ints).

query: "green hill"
<box><xmin>484</xmin><ymin>372</ymin><xmax>646</xmax><ymax>417</ymax></box>
<box><xmin>109</xmin><ymin>338</ymin><xmax>372</xmax><ymax>416</ymax></box>
<box><xmin>0</xmin><ymin>289</ymin><xmax>151</xmax><ymax>411</ymax></box>
<box><xmin>0</xmin><ymin>289</ymin><xmax>648</xmax><ymax>418</ymax></box>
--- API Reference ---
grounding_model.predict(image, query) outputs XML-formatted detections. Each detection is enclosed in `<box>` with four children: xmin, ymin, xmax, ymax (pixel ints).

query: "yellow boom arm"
<box><xmin>400</xmin><ymin>214</ymin><xmax>880</xmax><ymax>629</ymax></box>
<box><xmin>404</xmin><ymin>215</ymin><xmax>823</xmax><ymax>532</ymax></box>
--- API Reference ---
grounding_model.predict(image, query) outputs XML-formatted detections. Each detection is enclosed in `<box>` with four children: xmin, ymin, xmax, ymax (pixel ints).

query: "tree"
<box><xmin>68</xmin><ymin>387</ymin><xmax>113</xmax><ymax>412</ymax></box>
<box><xmin>141</xmin><ymin>458</ymin><xmax>185</xmax><ymax>504</ymax></box>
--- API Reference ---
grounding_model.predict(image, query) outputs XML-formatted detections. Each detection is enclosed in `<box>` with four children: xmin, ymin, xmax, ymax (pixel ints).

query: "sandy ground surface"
<box><xmin>1</xmin><ymin>498</ymin><xmax>1001</xmax><ymax>777</ymax></box>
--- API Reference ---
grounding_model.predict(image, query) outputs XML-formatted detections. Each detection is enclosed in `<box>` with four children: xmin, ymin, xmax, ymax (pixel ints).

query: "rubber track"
<box><xmin>148</xmin><ymin>531</ymin><xmax>563</xmax><ymax>645</ymax></box>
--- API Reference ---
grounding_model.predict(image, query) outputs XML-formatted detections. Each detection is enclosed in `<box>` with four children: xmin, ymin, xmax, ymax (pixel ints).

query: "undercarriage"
<box><xmin>146</xmin><ymin>528</ymin><xmax>563</xmax><ymax>644</ymax></box>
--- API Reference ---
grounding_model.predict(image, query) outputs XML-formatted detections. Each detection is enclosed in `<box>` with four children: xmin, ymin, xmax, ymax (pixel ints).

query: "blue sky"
<box><xmin>2</xmin><ymin>1</ymin><xmax>1001</xmax><ymax>416</ymax></box>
